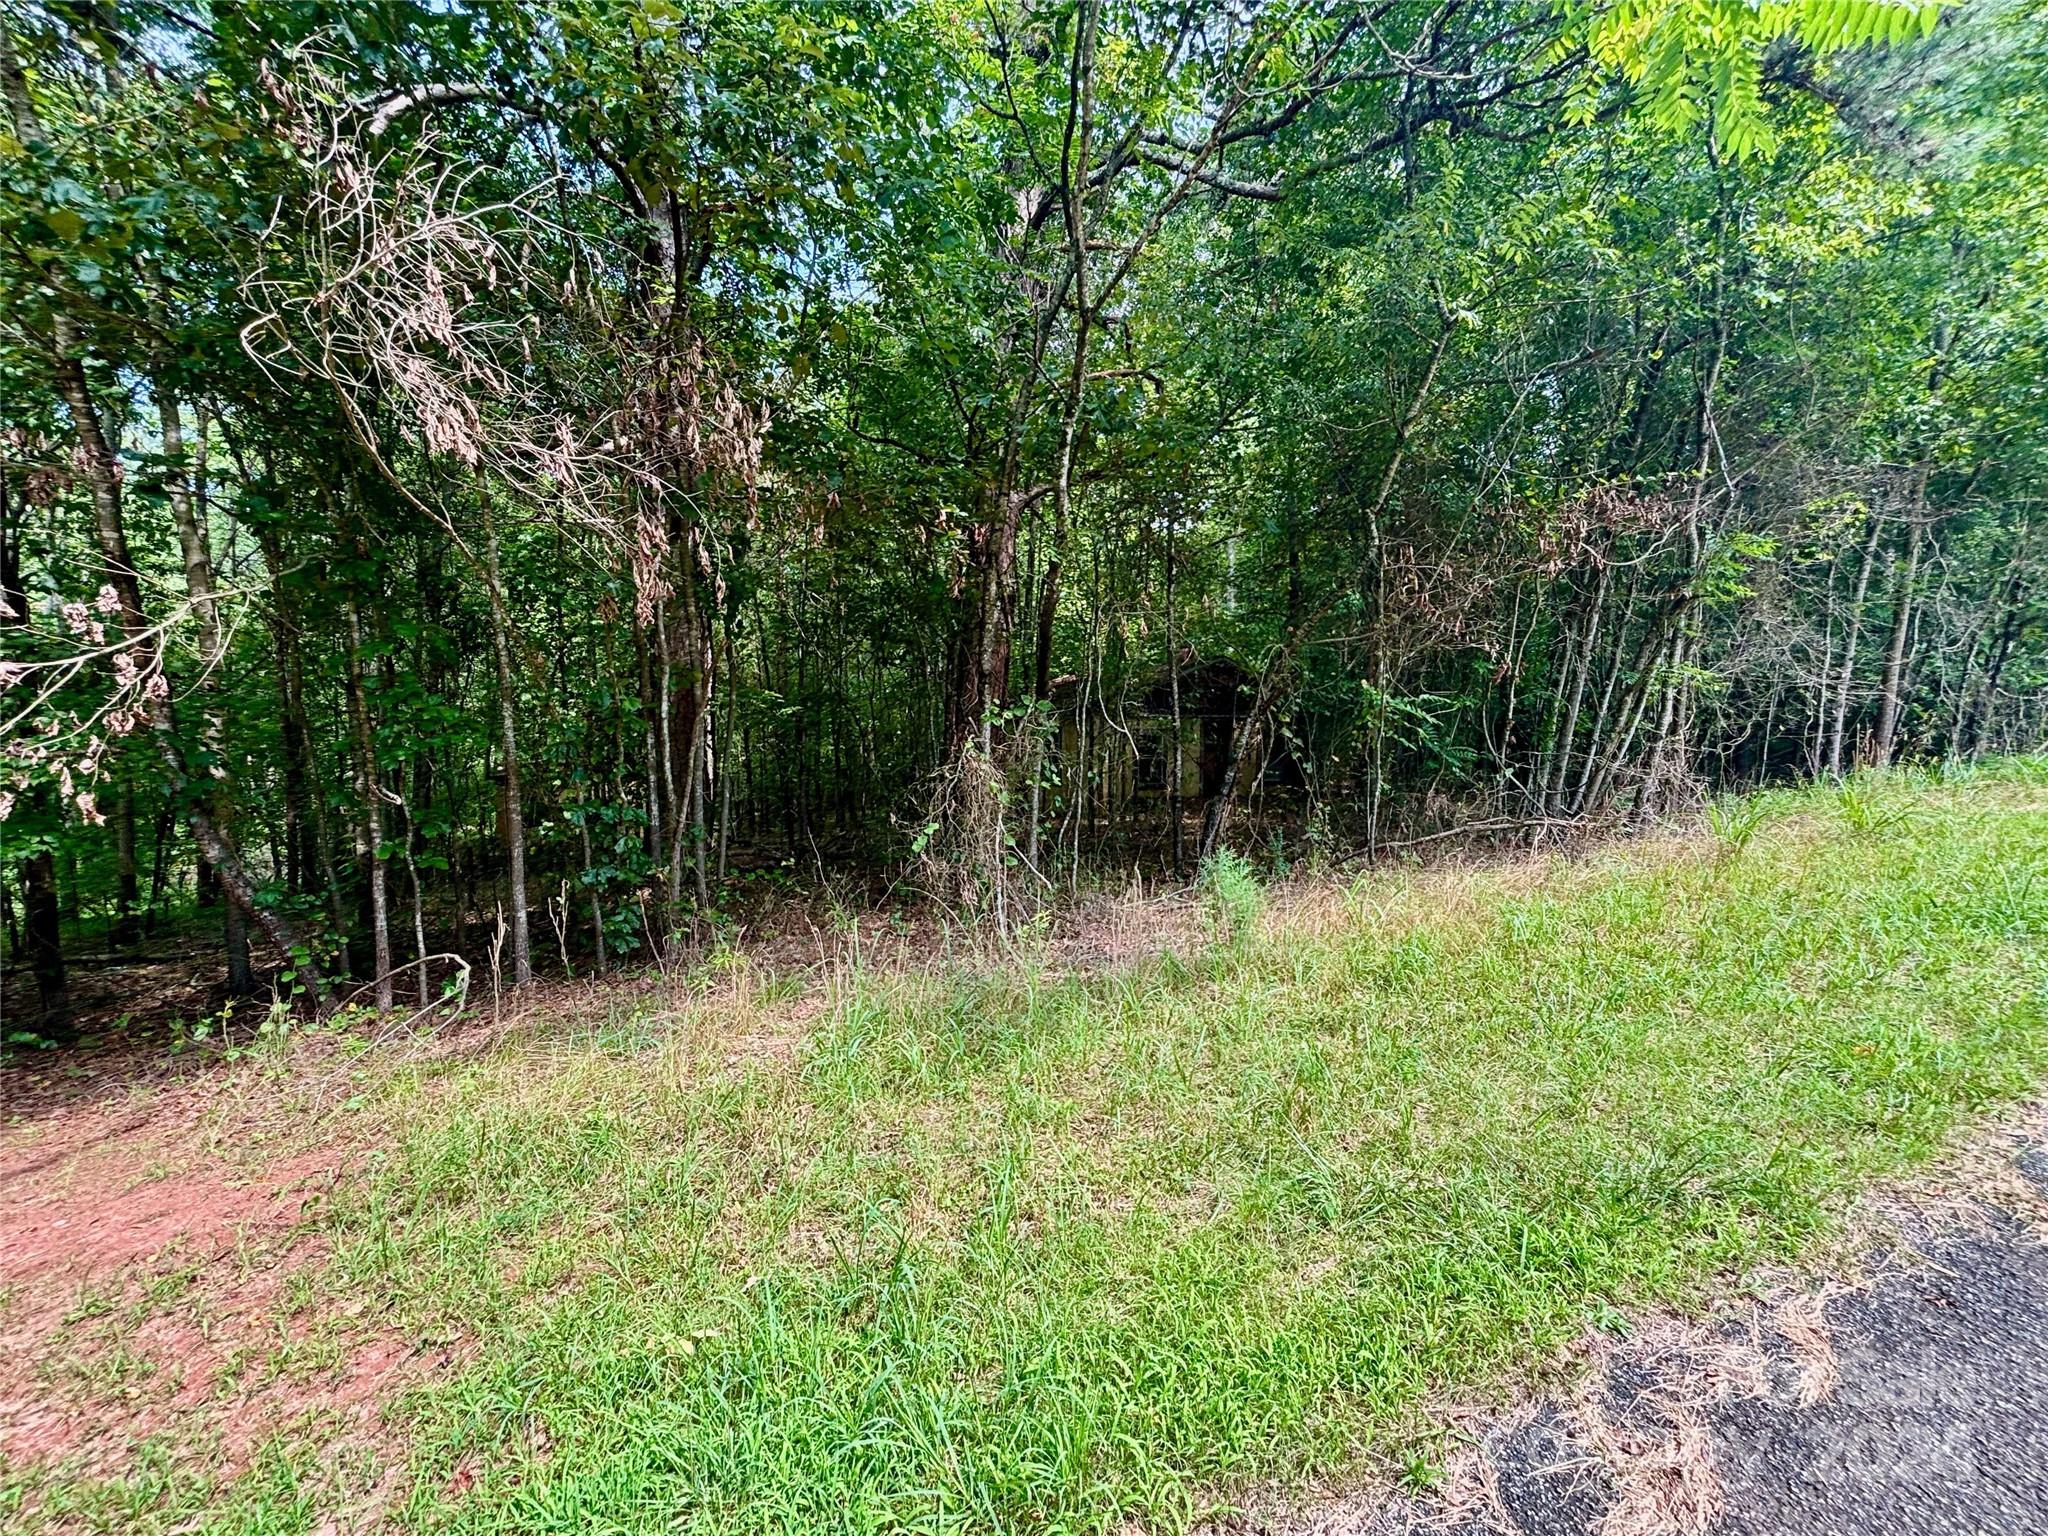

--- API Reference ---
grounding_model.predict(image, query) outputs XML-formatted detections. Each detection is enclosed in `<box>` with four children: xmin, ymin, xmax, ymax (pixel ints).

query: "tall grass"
<box><xmin>11</xmin><ymin>763</ymin><xmax>2048</xmax><ymax>1535</ymax></box>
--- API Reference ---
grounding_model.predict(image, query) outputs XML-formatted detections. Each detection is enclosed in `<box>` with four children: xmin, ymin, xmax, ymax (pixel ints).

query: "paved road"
<box><xmin>1363</xmin><ymin>1137</ymin><xmax>2048</xmax><ymax>1536</ymax></box>
<box><xmin>1709</xmin><ymin>1191</ymin><xmax>2048</xmax><ymax>1536</ymax></box>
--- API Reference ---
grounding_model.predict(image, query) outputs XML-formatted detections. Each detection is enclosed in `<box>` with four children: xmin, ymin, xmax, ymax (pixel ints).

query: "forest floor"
<box><xmin>2</xmin><ymin>764</ymin><xmax>2045</xmax><ymax>1535</ymax></box>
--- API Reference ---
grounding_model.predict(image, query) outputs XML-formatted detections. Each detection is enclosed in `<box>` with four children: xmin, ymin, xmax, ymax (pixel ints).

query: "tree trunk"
<box><xmin>1964</xmin><ymin>557</ymin><xmax>2028</xmax><ymax>758</ymax></box>
<box><xmin>1546</xmin><ymin>559</ymin><xmax>1609</xmax><ymax>812</ymax></box>
<box><xmin>1873</xmin><ymin>510</ymin><xmax>1925</xmax><ymax>763</ymax></box>
<box><xmin>341</xmin><ymin>598</ymin><xmax>393</xmax><ymax>1011</ymax></box>
<box><xmin>48</xmin><ymin>319</ymin><xmax>315</xmax><ymax>991</ymax></box>
<box><xmin>481</xmin><ymin>499</ymin><xmax>532</xmax><ymax>984</ymax></box>
<box><xmin>634</xmin><ymin>609</ymin><xmax>665</xmax><ymax>864</ymax></box>
<box><xmin>20</xmin><ymin>830</ymin><xmax>69</xmax><ymax>1040</ymax></box>
<box><xmin>716</xmin><ymin>688</ymin><xmax>735</xmax><ymax>885</ymax></box>
<box><xmin>672</xmin><ymin>540</ymin><xmax>714</xmax><ymax>919</ymax></box>
<box><xmin>1580</xmin><ymin>602</ymin><xmax>1677</xmax><ymax>816</ymax></box>
<box><xmin>159</xmin><ymin>387</ymin><xmax>251</xmax><ymax>995</ymax></box>
<box><xmin>947</xmin><ymin>483</ymin><xmax>1029</xmax><ymax>764</ymax></box>
<box><xmin>1571</xmin><ymin>571</ymin><xmax>1636</xmax><ymax>811</ymax></box>
<box><xmin>1166</xmin><ymin>508</ymin><xmax>1185</xmax><ymax>875</ymax></box>
<box><xmin>0</xmin><ymin>449</ymin><xmax>21</xmax><ymax>634</ymax></box>
<box><xmin>261</xmin><ymin>526</ymin><xmax>347</xmax><ymax>946</ymax></box>
<box><xmin>263</xmin><ymin>552</ymin><xmax>308</xmax><ymax>896</ymax></box>
<box><xmin>577</xmin><ymin>796</ymin><xmax>606</xmax><ymax>971</ymax></box>
<box><xmin>398</xmin><ymin>783</ymin><xmax>430</xmax><ymax>1007</ymax></box>
<box><xmin>656</xmin><ymin>603</ymin><xmax>683</xmax><ymax>923</ymax></box>
<box><xmin>1638</xmin><ymin>279</ymin><xmax>1728</xmax><ymax>819</ymax></box>
<box><xmin>144</xmin><ymin>800</ymin><xmax>173</xmax><ymax>935</ymax></box>
<box><xmin>1827</xmin><ymin>510</ymin><xmax>1886</xmax><ymax>776</ymax></box>
<box><xmin>1</xmin><ymin>453</ymin><xmax>68</xmax><ymax>1032</ymax></box>
<box><xmin>110</xmin><ymin>781</ymin><xmax>140</xmax><ymax>948</ymax></box>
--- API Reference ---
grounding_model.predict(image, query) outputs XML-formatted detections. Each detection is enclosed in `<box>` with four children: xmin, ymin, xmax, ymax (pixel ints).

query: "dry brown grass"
<box><xmin>1568</xmin><ymin>1317</ymin><xmax>1773</xmax><ymax>1536</ymax></box>
<box><xmin>1772</xmin><ymin>1288</ymin><xmax>1841</xmax><ymax>1408</ymax></box>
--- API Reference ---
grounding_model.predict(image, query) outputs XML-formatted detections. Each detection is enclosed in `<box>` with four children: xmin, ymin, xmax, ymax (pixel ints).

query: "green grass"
<box><xmin>8</xmin><ymin>764</ymin><xmax>2048</xmax><ymax>1535</ymax></box>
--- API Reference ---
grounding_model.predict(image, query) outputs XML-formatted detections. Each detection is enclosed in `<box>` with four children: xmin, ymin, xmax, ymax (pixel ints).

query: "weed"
<box><xmin>1706</xmin><ymin>795</ymin><xmax>1770</xmax><ymax>859</ymax></box>
<box><xmin>1199</xmin><ymin>848</ymin><xmax>1264</xmax><ymax>949</ymax></box>
<box><xmin>1835</xmin><ymin>775</ymin><xmax>1906</xmax><ymax>835</ymax></box>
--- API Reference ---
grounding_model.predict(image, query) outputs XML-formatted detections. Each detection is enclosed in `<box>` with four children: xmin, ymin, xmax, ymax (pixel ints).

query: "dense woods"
<box><xmin>3</xmin><ymin>0</ymin><xmax>2044</xmax><ymax>1036</ymax></box>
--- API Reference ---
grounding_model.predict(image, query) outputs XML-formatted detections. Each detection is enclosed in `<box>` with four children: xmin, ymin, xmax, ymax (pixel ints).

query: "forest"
<box><xmin>4</xmin><ymin>0</ymin><xmax>2045</xmax><ymax>1036</ymax></box>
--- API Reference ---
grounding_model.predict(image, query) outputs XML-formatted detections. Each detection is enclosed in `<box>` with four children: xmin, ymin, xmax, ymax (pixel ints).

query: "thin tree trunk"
<box><xmin>716</xmin><ymin>609</ymin><xmax>736</xmax><ymax>882</ymax></box>
<box><xmin>1827</xmin><ymin>511</ymin><xmax>1886</xmax><ymax>776</ymax></box>
<box><xmin>395</xmin><ymin>779</ymin><xmax>430</xmax><ymax>1008</ymax></box>
<box><xmin>657</xmin><ymin>603</ymin><xmax>683</xmax><ymax>924</ymax></box>
<box><xmin>1602</xmin><ymin>631</ymin><xmax>1673</xmax><ymax>808</ymax></box>
<box><xmin>1581</xmin><ymin>603</ymin><xmax>1676</xmax><ymax>815</ymax></box>
<box><xmin>1757</xmin><ymin>671</ymin><xmax>1783</xmax><ymax>785</ymax></box>
<box><xmin>635</xmin><ymin>610</ymin><xmax>665</xmax><ymax>863</ymax></box>
<box><xmin>1964</xmin><ymin>559</ymin><xmax>2027</xmax><ymax>758</ymax></box>
<box><xmin>1027</xmin><ymin>0</ymin><xmax>1095</xmax><ymax>874</ymax></box>
<box><xmin>1572</xmin><ymin>572</ymin><xmax>1637</xmax><ymax>811</ymax></box>
<box><xmin>341</xmin><ymin>598</ymin><xmax>393</xmax><ymax>1011</ymax></box>
<box><xmin>1166</xmin><ymin>507</ymin><xmax>1185</xmax><ymax>875</ymax></box>
<box><xmin>1639</xmin><ymin>272</ymin><xmax>1728</xmax><ymax>819</ymax></box>
<box><xmin>279</xmin><ymin>540</ymin><xmax>345</xmax><ymax>945</ymax></box>
<box><xmin>20</xmin><ymin>828</ymin><xmax>68</xmax><ymax>1039</ymax></box>
<box><xmin>160</xmin><ymin>386</ymin><xmax>252</xmax><ymax>995</ymax></box>
<box><xmin>716</xmin><ymin>702</ymin><xmax>734</xmax><ymax>885</ymax></box>
<box><xmin>677</xmin><ymin>547</ymin><xmax>713</xmax><ymax>917</ymax></box>
<box><xmin>1873</xmin><ymin>510</ymin><xmax>1925</xmax><ymax>762</ymax></box>
<box><xmin>48</xmin><ymin>317</ymin><xmax>314</xmax><ymax>990</ymax></box>
<box><xmin>577</xmin><ymin>796</ymin><xmax>606</xmax><ymax>971</ymax></box>
<box><xmin>1546</xmin><ymin>558</ymin><xmax>1609</xmax><ymax>812</ymax></box>
<box><xmin>0</xmin><ymin>449</ymin><xmax>68</xmax><ymax>1031</ymax></box>
<box><xmin>689</xmin><ymin>704</ymin><xmax>711</xmax><ymax>913</ymax></box>
<box><xmin>111</xmin><ymin>782</ymin><xmax>140</xmax><ymax>948</ymax></box>
<box><xmin>259</xmin><ymin>533</ymin><xmax>311</xmax><ymax>897</ymax></box>
<box><xmin>144</xmin><ymin>800</ymin><xmax>172</xmax><ymax>935</ymax></box>
<box><xmin>480</xmin><ymin>497</ymin><xmax>532</xmax><ymax>985</ymax></box>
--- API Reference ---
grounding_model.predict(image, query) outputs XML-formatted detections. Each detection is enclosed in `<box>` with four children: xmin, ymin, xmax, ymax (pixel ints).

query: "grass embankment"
<box><xmin>12</xmin><ymin>765</ymin><xmax>2048</xmax><ymax>1535</ymax></box>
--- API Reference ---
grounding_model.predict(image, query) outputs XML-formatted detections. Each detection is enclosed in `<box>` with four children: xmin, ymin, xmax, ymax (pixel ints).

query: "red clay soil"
<box><xmin>0</xmin><ymin>896</ymin><xmax>1206</xmax><ymax>1499</ymax></box>
<box><xmin>0</xmin><ymin>1067</ymin><xmax>415</xmax><ymax>1483</ymax></box>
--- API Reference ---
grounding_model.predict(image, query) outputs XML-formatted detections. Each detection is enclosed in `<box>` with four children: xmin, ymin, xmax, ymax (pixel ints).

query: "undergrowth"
<box><xmin>8</xmin><ymin>762</ymin><xmax>2048</xmax><ymax>1535</ymax></box>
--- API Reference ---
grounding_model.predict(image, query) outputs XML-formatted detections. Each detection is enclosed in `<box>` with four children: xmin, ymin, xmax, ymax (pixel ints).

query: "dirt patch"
<box><xmin>0</xmin><ymin>1072</ymin><xmax>424</xmax><ymax>1491</ymax></box>
<box><xmin>0</xmin><ymin>1143</ymin><xmax>336</xmax><ymax>1284</ymax></box>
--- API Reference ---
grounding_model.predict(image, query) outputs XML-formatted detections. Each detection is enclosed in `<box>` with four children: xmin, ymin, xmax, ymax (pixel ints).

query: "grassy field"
<box><xmin>7</xmin><ymin>765</ymin><xmax>2048</xmax><ymax>1535</ymax></box>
